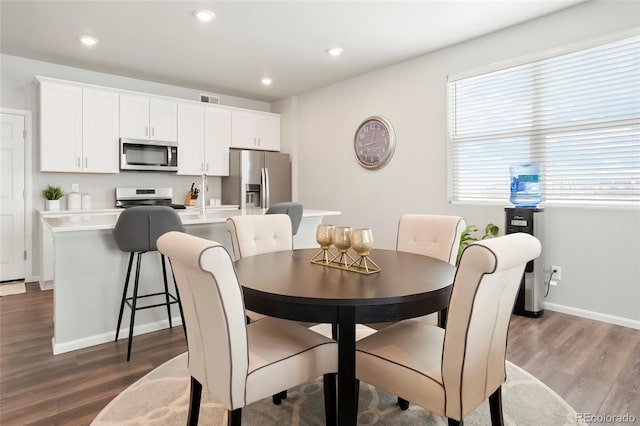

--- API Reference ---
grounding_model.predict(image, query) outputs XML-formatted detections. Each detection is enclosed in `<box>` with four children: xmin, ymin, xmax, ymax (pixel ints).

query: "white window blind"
<box><xmin>448</xmin><ymin>34</ymin><xmax>640</xmax><ymax>206</ymax></box>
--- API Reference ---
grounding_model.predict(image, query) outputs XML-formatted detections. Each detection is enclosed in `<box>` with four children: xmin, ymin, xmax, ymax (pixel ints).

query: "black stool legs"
<box><xmin>115</xmin><ymin>252</ymin><xmax>135</xmax><ymax>342</ymax></box>
<box><xmin>115</xmin><ymin>251</ymin><xmax>186</xmax><ymax>362</ymax></box>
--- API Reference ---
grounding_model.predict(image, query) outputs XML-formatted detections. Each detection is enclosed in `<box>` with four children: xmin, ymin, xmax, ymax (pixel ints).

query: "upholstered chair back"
<box><xmin>113</xmin><ymin>206</ymin><xmax>184</xmax><ymax>253</ymax></box>
<box><xmin>396</xmin><ymin>214</ymin><xmax>466</xmax><ymax>266</ymax></box>
<box><xmin>442</xmin><ymin>233</ymin><xmax>541</xmax><ymax>420</ymax></box>
<box><xmin>157</xmin><ymin>232</ymin><xmax>249</xmax><ymax>410</ymax></box>
<box><xmin>226</xmin><ymin>214</ymin><xmax>293</xmax><ymax>260</ymax></box>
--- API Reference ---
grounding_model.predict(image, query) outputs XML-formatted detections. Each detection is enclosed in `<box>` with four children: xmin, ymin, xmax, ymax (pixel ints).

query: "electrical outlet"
<box><xmin>550</xmin><ymin>280</ymin><xmax>558</xmax><ymax>286</ymax></box>
<box><xmin>551</xmin><ymin>265</ymin><xmax>562</xmax><ymax>280</ymax></box>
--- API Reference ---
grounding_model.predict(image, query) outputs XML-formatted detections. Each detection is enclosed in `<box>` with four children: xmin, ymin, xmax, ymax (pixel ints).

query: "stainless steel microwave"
<box><xmin>120</xmin><ymin>138</ymin><xmax>178</xmax><ymax>172</ymax></box>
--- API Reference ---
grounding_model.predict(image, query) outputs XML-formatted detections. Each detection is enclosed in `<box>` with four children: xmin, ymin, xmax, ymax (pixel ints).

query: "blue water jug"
<box><xmin>510</xmin><ymin>163</ymin><xmax>542</xmax><ymax>207</ymax></box>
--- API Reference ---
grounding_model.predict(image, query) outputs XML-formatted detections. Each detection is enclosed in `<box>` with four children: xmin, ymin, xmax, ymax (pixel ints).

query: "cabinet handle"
<box><xmin>151</xmin><ymin>127</ymin><xmax>155</xmax><ymax>137</ymax></box>
<box><xmin>258</xmin><ymin>137</ymin><xmax>261</xmax><ymax>146</ymax></box>
<box><xmin>77</xmin><ymin>157</ymin><xmax>80</xmax><ymax>168</ymax></box>
<box><xmin>206</xmin><ymin>164</ymin><xmax>209</xmax><ymax>172</ymax></box>
<box><xmin>201</xmin><ymin>163</ymin><xmax>204</xmax><ymax>172</ymax></box>
<box><xmin>145</xmin><ymin>126</ymin><xmax>149</xmax><ymax>137</ymax></box>
<box><xmin>85</xmin><ymin>157</ymin><xmax>88</xmax><ymax>168</ymax></box>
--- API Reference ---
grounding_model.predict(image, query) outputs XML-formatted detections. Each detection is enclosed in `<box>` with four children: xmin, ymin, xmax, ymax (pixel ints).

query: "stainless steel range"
<box><xmin>115</xmin><ymin>187</ymin><xmax>186</xmax><ymax>209</ymax></box>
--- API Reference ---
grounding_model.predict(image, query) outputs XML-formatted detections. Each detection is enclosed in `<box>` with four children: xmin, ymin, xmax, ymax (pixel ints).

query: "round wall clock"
<box><xmin>353</xmin><ymin>116</ymin><xmax>396</xmax><ymax>169</ymax></box>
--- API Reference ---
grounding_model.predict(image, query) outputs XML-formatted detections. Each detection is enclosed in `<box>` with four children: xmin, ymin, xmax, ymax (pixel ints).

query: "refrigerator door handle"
<box><xmin>260</xmin><ymin>167</ymin><xmax>266</xmax><ymax>208</ymax></box>
<box><xmin>264</xmin><ymin>168</ymin><xmax>270</xmax><ymax>208</ymax></box>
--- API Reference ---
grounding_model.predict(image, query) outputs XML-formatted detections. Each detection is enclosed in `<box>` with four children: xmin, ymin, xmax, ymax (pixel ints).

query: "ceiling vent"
<box><xmin>200</xmin><ymin>93</ymin><xmax>220</xmax><ymax>105</ymax></box>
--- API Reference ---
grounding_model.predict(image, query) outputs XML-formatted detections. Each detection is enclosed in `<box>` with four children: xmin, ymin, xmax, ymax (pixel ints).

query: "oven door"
<box><xmin>120</xmin><ymin>139</ymin><xmax>178</xmax><ymax>171</ymax></box>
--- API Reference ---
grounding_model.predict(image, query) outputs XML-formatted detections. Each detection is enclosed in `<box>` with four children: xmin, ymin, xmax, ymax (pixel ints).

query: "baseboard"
<box><xmin>544</xmin><ymin>302</ymin><xmax>640</xmax><ymax>330</ymax></box>
<box><xmin>52</xmin><ymin>316</ymin><xmax>183</xmax><ymax>355</ymax></box>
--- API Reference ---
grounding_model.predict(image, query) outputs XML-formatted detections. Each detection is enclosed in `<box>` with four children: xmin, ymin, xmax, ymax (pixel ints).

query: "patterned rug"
<box><xmin>93</xmin><ymin>325</ymin><xmax>585</xmax><ymax>426</ymax></box>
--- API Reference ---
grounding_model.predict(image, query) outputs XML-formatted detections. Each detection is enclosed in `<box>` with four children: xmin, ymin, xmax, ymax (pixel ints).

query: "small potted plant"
<box><xmin>42</xmin><ymin>185</ymin><xmax>64</xmax><ymax>211</ymax></box>
<box><xmin>457</xmin><ymin>223</ymin><xmax>499</xmax><ymax>265</ymax></box>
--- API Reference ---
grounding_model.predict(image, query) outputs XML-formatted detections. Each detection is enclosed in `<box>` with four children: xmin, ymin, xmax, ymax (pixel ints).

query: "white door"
<box><xmin>0</xmin><ymin>113</ymin><xmax>25</xmax><ymax>281</ymax></box>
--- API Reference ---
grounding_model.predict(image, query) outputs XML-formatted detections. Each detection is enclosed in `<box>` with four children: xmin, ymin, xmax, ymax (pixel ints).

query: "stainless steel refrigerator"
<box><xmin>222</xmin><ymin>150</ymin><xmax>291</xmax><ymax>209</ymax></box>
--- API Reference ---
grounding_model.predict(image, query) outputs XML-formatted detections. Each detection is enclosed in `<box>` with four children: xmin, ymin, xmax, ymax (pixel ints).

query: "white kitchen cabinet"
<box><xmin>40</xmin><ymin>82</ymin><xmax>82</xmax><ymax>172</ymax></box>
<box><xmin>120</xmin><ymin>94</ymin><xmax>177</xmax><ymax>142</ymax></box>
<box><xmin>204</xmin><ymin>106</ymin><xmax>231</xmax><ymax>176</ymax></box>
<box><xmin>40</xmin><ymin>81</ymin><xmax>119</xmax><ymax>173</ymax></box>
<box><xmin>231</xmin><ymin>110</ymin><xmax>280</xmax><ymax>151</ymax></box>
<box><xmin>82</xmin><ymin>88</ymin><xmax>119</xmax><ymax>173</ymax></box>
<box><xmin>177</xmin><ymin>103</ymin><xmax>231</xmax><ymax>176</ymax></box>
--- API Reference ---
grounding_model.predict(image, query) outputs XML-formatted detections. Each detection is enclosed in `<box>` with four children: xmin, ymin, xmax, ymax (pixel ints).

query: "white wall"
<box><xmin>0</xmin><ymin>54</ymin><xmax>271</xmax><ymax>279</ymax></box>
<box><xmin>280</xmin><ymin>1</ymin><xmax>640</xmax><ymax>325</ymax></box>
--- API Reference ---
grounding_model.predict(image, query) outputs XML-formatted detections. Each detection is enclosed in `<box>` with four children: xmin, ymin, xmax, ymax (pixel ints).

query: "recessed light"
<box><xmin>261</xmin><ymin>78</ymin><xmax>273</xmax><ymax>86</ymax></box>
<box><xmin>327</xmin><ymin>47</ymin><xmax>343</xmax><ymax>57</ymax></box>
<box><xmin>194</xmin><ymin>9</ymin><xmax>215</xmax><ymax>22</ymax></box>
<box><xmin>80</xmin><ymin>35</ymin><xmax>98</xmax><ymax>46</ymax></box>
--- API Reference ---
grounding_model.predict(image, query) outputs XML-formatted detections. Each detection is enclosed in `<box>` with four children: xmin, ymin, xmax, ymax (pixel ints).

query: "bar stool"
<box><xmin>265</xmin><ymin>202</ymin><xmax>303</xmax><ymax>235</ymax></box>
<box><xmin>112</xmin><ymin>206</ymin><xmax>186</xmax><ymax>361</ymax></box>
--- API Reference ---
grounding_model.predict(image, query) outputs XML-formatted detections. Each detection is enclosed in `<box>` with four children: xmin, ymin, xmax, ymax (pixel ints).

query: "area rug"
<box><xmin>0</xmin><ymin>281</ymin><xmax>26</xmax><ymax>296</ymax></box>
<box><xmin>93</xmin><ymin>325</ymin><xmax>586</xmax><ymax>426</ymax></box>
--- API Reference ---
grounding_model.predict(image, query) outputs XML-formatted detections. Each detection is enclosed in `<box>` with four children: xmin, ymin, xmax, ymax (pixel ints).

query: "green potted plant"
<box><xmin>42</xmin><ymin>185</ymin><xmax>64</xmax><ymax>211</ymax></box>
<box><xmin>457</xmin><ymin>223</ymin><xmax>499</xmax><ymax>265</ymax></box>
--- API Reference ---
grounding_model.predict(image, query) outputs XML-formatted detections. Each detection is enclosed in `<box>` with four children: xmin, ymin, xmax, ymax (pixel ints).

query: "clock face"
<box><xmin>354</xmin><ymin>116</ymin><xmax>395</xmax><ymax>169</ymax></box>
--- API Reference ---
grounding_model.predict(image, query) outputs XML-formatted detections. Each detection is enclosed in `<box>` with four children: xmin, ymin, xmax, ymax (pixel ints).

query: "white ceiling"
<box><xmin>0</xmin><ymin>1</ymin><xmax>584</xmax><ymax>102</ymax></box>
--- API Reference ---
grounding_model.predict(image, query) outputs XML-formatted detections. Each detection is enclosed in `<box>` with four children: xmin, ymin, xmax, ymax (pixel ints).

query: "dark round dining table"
<box><xmin>233</xmin><ymin>248</ymin><xmax>456</xmax><ymax>426</ymax></box>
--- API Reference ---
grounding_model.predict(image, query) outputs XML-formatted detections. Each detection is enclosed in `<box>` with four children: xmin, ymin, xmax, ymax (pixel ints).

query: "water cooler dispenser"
<box><xmin>505</xmin><ymin>207</ymin><xmax>545</xmax><ymax>317</ymax></box>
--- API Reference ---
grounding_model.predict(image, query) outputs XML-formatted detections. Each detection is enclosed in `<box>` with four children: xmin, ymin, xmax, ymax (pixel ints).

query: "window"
<box><xmin>448</xmin><ymin>34</ymin><xmax>640</xmax><ymax>206</ymax></box>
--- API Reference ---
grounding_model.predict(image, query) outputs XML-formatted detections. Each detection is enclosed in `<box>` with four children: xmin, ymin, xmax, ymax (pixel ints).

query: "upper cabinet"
<box><xmin>40</xmin><ymin>80</ymin><xmax>119</xmax><ymax>173</ymax></box>
<box><xmin>120</xmin><ymin>94</ymin><xmax>177</xmax><ymax>142</ymax></box>
<box><xmin>231</xmin><ymin>110</ymin><xmax>280</xmax><ymax>151</ymax></box>
<box><xmin>177</xmin><ymin>103</ymin><xmax>231</xmax><ymax>176</ymax></box>
<box><xmin>37</xmin><ymin>76</ymin><xmax>280</xmax><ymax>175</ymax></box>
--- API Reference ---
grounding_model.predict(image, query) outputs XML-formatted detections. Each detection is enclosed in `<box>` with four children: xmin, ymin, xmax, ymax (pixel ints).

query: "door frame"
<box><xmin>1</xmin><ymin>108</ymin><xmax>33</xmax><ymax>282</ymax></box>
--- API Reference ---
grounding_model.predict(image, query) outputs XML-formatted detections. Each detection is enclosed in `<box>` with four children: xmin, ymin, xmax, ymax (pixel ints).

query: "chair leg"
<box><xmin>188</xmin><ymin>376</ymin><xmax>202</xmax><ymax>426</ymax></box>
<box><xmin>228</xmin><ymin>408</ymin><xmax>242</xmax><ymax>426</ymax></box>
<box><xmin>115</xmin><ymin>252</ymin><xmax>134</xmax><ymax>341</ymax></box>
<box><xmin>160</xmin><ymin>254</ymin><xmax>173</xmax><ymax>328</ymax></box>
<box><xmin>272</xmin><ymin>390</ymin><xmax>287</xmax><ymax>405</ymax></box>
<box><xmin>126</xmin><ymin>253</ymin><xmax>142</xmax><ymax>362</ymax></box>
<box><xmin>489</xmin><ymin>386</ymin><xmax>504</xmax><ymax>426</ymax></box>
<box><xmin>398</xmin><ymin>397</ymin><xmax>410</xmax><ymax>410</ymax></box>
<box><xmin>323</xmin><ymin>373</ymin><xmax>337</xmax><ymax>426</ymax></box>
<box><xmin>448</xmin><ymin>419</ymin><xmax>462</xmax><ymax>426</ymax></box>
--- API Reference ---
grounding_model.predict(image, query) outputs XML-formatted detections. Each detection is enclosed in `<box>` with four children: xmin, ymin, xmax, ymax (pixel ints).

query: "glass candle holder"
<box><xmin>316</xmin><ymin>224</ymin><xmax>335</xmax><ymax>249</ymax></box>
<box><xmin>351</xmin><ymin>228</ymin><xmax>373</xmax><ymax>256</ymax></box>
<box><xmin>349</xmin><ymin>228</ymin><xmax>380</xmax><ymax>273</ymax></box>
<box><xmin>332</xmin><ymin>226</ymin><xmax>352</xmax><ymax>253</ymax></box>
<box><xmin>332</xmin><ymin>226</ymin><xmax>355</xmax><ymax>267</ymax></box>
<box><xmin>311</xmin><ymin>224</ymin><xmax>336</xmax><ymax>263</ymax></box>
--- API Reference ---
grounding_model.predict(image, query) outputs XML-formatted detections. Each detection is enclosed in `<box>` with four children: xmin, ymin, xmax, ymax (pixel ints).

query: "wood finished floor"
<box><xmin>1</xmin><ymin>282</ymin><xmax>638</xmax><ymax>425</ymax></box>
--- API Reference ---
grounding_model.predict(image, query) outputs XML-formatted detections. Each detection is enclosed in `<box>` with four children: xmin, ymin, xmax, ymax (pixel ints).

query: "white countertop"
<box><xmin>42</xmin><ymin>208</ymin><xmax>341</xmax><ymax>232</ymax></box>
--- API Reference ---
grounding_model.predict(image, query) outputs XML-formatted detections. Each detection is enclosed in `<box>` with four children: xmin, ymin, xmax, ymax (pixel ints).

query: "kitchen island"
<box><xmin>42</xmin><ymin>208</ymin><xmax>340</xmax><ymax>354</ymax></box>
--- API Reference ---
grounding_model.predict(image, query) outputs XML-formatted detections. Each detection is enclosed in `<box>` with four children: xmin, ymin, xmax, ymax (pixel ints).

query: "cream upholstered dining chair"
<box><xmin>355</xmin><ymin>233</ymin><xmax>541</xmax><ymax>425</ymax></box>
<box><xmin>226</xmin><ymin>214</ymin><xmax>293</xmax><ymax>261</ymax></box>
<box><xmin>157</xmin><ymin>232</ymin><xmax>338</xmax><ymax>426</ymax></box>
<box><xmin>225</xmin><ymin>214</ymin><xmax>293</xmax><ymax>323</ymax></box>
<box><xmin>226</xmin><ymin>213</ymin><xmax>314</xmax><ymax>405</ymax></box>
<box><xmin>366</xmin><ymin>214</ymin><xmax>466</xmax><ymax>330</ymax></box>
